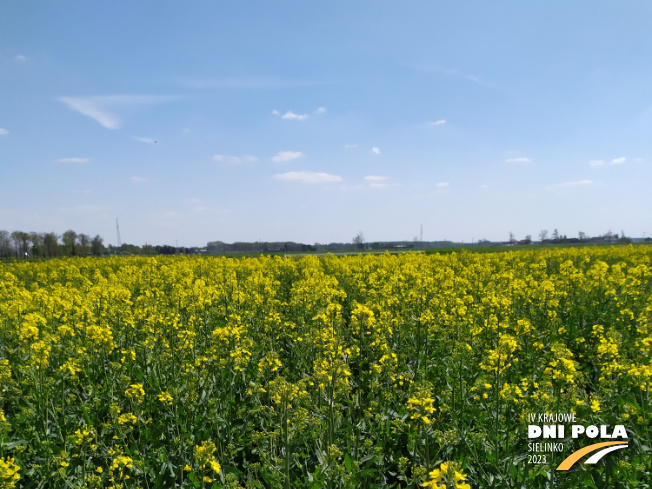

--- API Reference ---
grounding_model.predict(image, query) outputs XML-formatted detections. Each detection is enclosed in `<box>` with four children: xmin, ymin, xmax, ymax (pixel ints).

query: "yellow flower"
<box><xmin>157</xmin><ymin>391</ymin><xmax>173</xmax><ymax>405</ymax></box>
<box><xmin>0</xmin><ymin>457</ymin><xmax>21</xmax><ymax>486</ymax></box>
<box><xmin>209</xmin><ymin>459</ymin><xmax>221</xmax><ymax>474</ymax></box>
<box><xmin>118</xmin><ymin>413</ymin><xmax>138</xmax><ymax>425</ymax></box>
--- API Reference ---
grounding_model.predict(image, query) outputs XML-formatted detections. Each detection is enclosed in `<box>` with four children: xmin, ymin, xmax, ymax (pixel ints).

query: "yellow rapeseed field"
<box><xmin>0</xmin><ymin>247</ymin><xmax>650</xmax><ymax>488</ymax></box>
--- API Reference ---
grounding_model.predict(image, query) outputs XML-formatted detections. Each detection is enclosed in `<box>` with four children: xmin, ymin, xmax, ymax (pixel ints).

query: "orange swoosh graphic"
<box><xmin>556</xmin><ymin>441</ymin><xmax>628</xmax><ymax>471</ymax></box>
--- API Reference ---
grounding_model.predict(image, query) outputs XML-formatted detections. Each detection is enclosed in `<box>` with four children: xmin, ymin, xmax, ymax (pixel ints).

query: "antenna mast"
<box><xmin>116</xmin><ymin>218</ymin><xmax>122</xmax><ymax>248</ymax></box>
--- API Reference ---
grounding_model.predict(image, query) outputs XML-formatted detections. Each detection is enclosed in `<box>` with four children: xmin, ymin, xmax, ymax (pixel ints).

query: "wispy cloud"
<box><xmin>57</xmin><ymin>157</ymin><xmax>90</xmax><ymax>163</ymax></box>
<box><xmin>57</xmin><ymin>204</ymin><xmax>110</xmax><ymax>214</ymax></box>
<box><xmin>436</xmin><ymin>182</ymin><xmax>450</xmax><ymax>187</ymax></box>
<box><xmin>272</xmin><ymin>151</ymin><xmax>304</xmax><ymax>163</ymax></box>
<box><xmin>58</xmin><ymin>95</ymin><xmax>179</xmax><ymax>129</ymax></box>
<box><xmin>14</xmin><ymin>54</ymin><xmax>28</xmax><ymax>62</ymax></box>
<box><xmin>0</xmin><ymin>128</ymin><xmax>8</xmax><ymax>135</ymax></box>
<box><xmin>133</xmin><ymin>137</ymin><xmax>157</xmax><ymax>144</ymax></box>
<box><xmin>589</xmin><ymin>159</ymin><xmax>605</xmax><ymax>167</ymax></box>
<box><xmin>131</xmin><ymin>176</ymin><xmax>148</xmax><ymax>183</ymax></box>
<box><xmin>411</xmin><ymin>64</ymin><xmax>495</xmax><ymax>88</ymax></box>
<box><xmin>364</xmin><ymin>175</ymin><xmax>397</xmax><ymax>188</ymax></box>
<box><xmin>274</xmin><ymin>171</ymin><xmax>342</xmax><ymax>184</ymax></box>
<box><xmin>551</xmin><ymin>179</ymin><xmax>592</xmax><ymax>188</ymax></box>
<box><xmin>505</xmin><ymin>157</ymin><xmax>531</xmax><ymax>163</ymax></box>
<box><xmin>314</xmin><ymin>107</ymin><xmax>327</xmax><ymax>114</ymax></box>
<box><xmin>213</xmin><ymin>154</ymin><xmax>258</xmax><ymax>164</ymax></box>
<box><xmin>611</xmin><ymin>157</ymin><xmax>626</xmax><ymax>165</ymax></box>
<box><xmin>344</xmin><ymin>144</ymin><xmax>358</xmax><ymax>149</ymax></box>
<box><xmin>371</xmin><ymin>147</ymin><xmax>381</xmax><ymax>155</ymax></box>
<box><xmin>179</xmin><ymin>77</ymin><xmax>329</xmax><ymax>89</ymax></box>
<box><xmin>428</xmin><ymin>120</ymin><xmax>446</xmax><ymax>126</ymax></box>
<box><xmin>590</xmin><ymin>157</ymin><xmax>627</xmax><ymax>166</ymax></box>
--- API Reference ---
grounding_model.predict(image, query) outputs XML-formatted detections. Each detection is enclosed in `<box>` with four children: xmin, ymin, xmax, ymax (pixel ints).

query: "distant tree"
<box><xmin>156</xmin><ymin>245</ymin><xmax>176</xmax><ymax>255</ymax></box>
<box><xmin>62</xmin><ymin>230</ymin><xmax>78</xmax><ymax>256</ymax></box>
<box><xmin>353</xmin><ymin>231</ymin><xmax>365</xmax><ymax>250</ymax></box>
<box><xmin>0</xmin><ymin>230</ymin><xmax>12</xmax><ymax>258</ymax></box>
<box><xmin>91</xmin><ymin>235</ymin><xmax>104</xmax><ymax>256</ymax></box>
<box><xmin>78</xmin><ymin>234</ymin><xmax>91</xmax><ymax>256</ymax></box>
<box><xmin>578</xmin><ymin>231</ymin><xmax>586</xmax><ymax>241</ymax></box>
<box><xmin>539</xmin><ymin>229</ymin><xmax>549</xmax><ymax>242</ymax></box>
<box><xmin>524</xmin><ymin>235</ymin><xmax>532</xmax><ymax>244</ymax></box>
<box><xmin>552</xmin><ymin>229</ymin><xmax>560</xmax><ymax>241</ymax></box>
<box><xmin>141</xmin><ymin>244</ymin><xmax>157</xmax><ymax>255</ymax></box>
<box><xmin>11</xmin><ymin>231</ymin><xmax>30</xmax><ymax>257</ymax></box>
<box><xmin>509</xmin><ymin>231</ymin><xmax>515</xmax><ymax>244</ymax></box>
<box><xmin>43</xmin><ymin>232</ymin><xmax>59</xmax><ymax>257</ymax></box>
<box><xmin>29</xmin><ymin>232</ymin><xmax>44</xmax><ymax>257</ymax></box>
<box><xmin>618</xmin><ymin>230</ymin><xmax>631</xmax><ymax>244</ymax></box>
<box><xmin>121</xmin><ymin>243</ymin><xmax>141</xmax><ymax>255</ymax></box>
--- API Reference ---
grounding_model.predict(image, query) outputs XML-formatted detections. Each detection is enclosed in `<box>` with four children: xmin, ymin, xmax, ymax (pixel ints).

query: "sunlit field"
<box><xmin>1</xmin><ymin>248</ymin><xmax>651</xmax><ymax>488</ymax></box>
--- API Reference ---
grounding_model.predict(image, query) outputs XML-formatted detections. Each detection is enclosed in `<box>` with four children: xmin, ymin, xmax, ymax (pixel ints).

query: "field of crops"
<box><xmin>1</xmin><ymin>247</ymin><xmax>651</xmax><ymax>488</ymax></box>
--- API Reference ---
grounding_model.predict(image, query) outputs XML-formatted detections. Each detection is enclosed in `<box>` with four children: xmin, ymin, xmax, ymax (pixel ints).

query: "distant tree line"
<box><xmin>509</xmin><ymin>229</ymin><xmax>643</xmax><ymax>246</ymax></box>
<box><xmin>0</xmin><ymin>229</ymin><xmax>104</xmax><ymax>258</ymax></box>
<box><xmin>3</xmin><ymin>227</ymin><xmax>649</xmax><ymax>260</ymax></box>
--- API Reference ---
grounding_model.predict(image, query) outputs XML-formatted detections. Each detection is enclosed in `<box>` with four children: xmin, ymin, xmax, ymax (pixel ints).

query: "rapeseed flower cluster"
<box><xmin>0</xmin><ymin>247</ymin><xmax>650</xmax><ymax>487</ymax></box>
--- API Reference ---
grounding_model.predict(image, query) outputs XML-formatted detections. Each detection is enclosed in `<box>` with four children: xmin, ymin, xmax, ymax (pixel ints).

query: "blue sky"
<box><xmin>2</xmin><ymin>1</ymin><xmax>651</xmax><ymax>246</ymax></box>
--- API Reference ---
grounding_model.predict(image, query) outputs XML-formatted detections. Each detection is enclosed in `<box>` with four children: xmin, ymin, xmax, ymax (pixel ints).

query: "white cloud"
<box><xmin>0</xmin><ymin>128</ymin><xmax>8</xmax><ymax>135</ymax></box>
<box><xmin>213</xmin><ymin>154</ymin><xmax>258</xmax><ymax>164</ymax></box>
<box><xmin>611</xmin><ymin>157</ymin><xmax>626</xmax><ymax>165</ymax></box>
<box><xmin>273</xmin><ymin>110</ymin><xmax>309</xmax><ymax>121</ymax></box>
<box><xmin>505</xmin><ymin>157</ymin><xmax>531</xmax><ymax>163</ymax></box>
<box><xmin>272</xmin><ymin>107</ymin><xmax>326</xmax><ymax>120</ymax></box>
<box><xmin>57</xmin><ymin>157</ymin><xmax>90</xmax><ymax>163</ymax></box>
<box><xmin>14</xmin><ymin>55</ymin><xmax>28</xmax><ymax>62</ymax></box>
<box><xmin>436</xmin><ymin>182</ymin><xmax>450</xmax><ymax>187</ymax></box>
<box><xmin>58</xmin><ymin>95</ymin><xmax>179</xmax><ymax>129</ymax></box>
<box><xmin>272</xmin><ymin>151</ymin><xmax>304</xmax><ymax>163</ymax></box>
<box><xmin>365</xmin><ymin>176</ymin><xmax>398</xmax><ymax>189</ymax></box>
<box><xmin>428</xmin><ymin>120</ymin><xmax>446</xmax><ymax>126</ymax></box>
<box><xmin>589</xmin><ymin>159</ymin><xmax>605</xmax><ymax>167</ymax></box>
<box><xmin>274</xmin><ymin>171</ymin><xmax>342</xmax><ymax>184</ymax></box>
<box><xmin>344</xmin><ymin>144</ymin><xmax>358</xmax><ymax>149</ymax></box>
<box><xmin>371</xmin><ymin>147</ymin><xmax>381</xmax><ymax>155</ymax></box>
<box><xmin>131</xmin><ymin>176</ymin><xmax>148</xmax><ymax>183</ymax></box>
<box><xmin>133</xmin><ymin>137</ymin><xmax>157</xmax><ymax>144</ymax></box>
<box><xmin>552</xmin><ymin>179</ymin><xmax>592</xmax><ymax>188</ymax></box>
